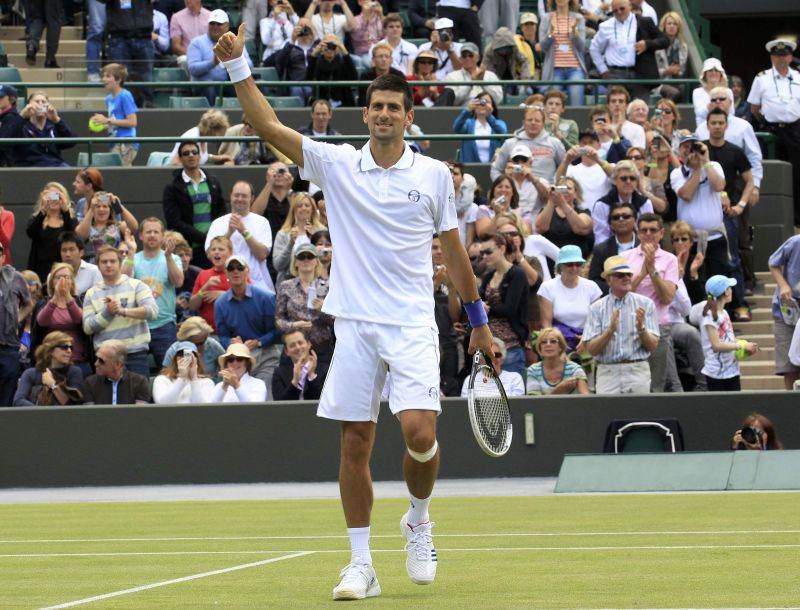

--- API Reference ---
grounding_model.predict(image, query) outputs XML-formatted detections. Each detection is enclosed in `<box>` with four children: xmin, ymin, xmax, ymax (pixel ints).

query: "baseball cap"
<box><xmin>460</xmin><ymin>42</ymin><xmax>480</xmax><ymax>56</ymax></box>
<box><xmin>208</xmin><ymin>9</ymin><xmax>229</xmax><ymax>24</ymax></box>
<box><xmin>705</xmin><ymin>275</ymin><xmax>736</xmax><ymax>298</ymax></box>
<box><xmin>434</xmin><ymin>17</ymin><xmax>454</xmax><ymax>30</ymax></box>
<box><xmin>293</xmin><ymin>243</ymin><xmax>319</xmax><ymax>258</ymax></box>
<box><xmin>679</xmin><ymin>132</ymin><xmax>702</xmax><ymax>145</ymax></box>
<box><xmin>578</xmin><ymin>129</ymin><xmax>599</xmax><ymax>141</ymax></box>
<box><xmin>520</xmin><ymin>12</ymin><xmax>539</xmax><ymax>25</ymax></box>
<box><xmin>0</xmin><ymin>84</ymin><xmax>19</xmax><ymax>98</ymax></box>
<box><xmin>601</xmin><ymin>255</ymin><xmax>634</xmax><ymax>279</ymax></box>
<box><xmin>510</xmin><ymin>144</ymin><xmax>532</xmax><ymax>159</ymax></box>
<box><xmin>766</xmin><ymin>39</ymin><xmax>796</xmax><ymax>55</ymax></box>
<box><xmin>225</xmin><ymin>254</ymin><xmax>248</xmax><ymax>269</ymax></box>
<box><xmin>173</xmin><ymin>341</ymin><xmax>198</xmax><ymax>354</ymax></box>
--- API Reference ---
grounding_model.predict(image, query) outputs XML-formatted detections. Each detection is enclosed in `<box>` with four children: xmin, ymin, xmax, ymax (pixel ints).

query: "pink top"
<box><xmin>0</xmin><ymin>209</ymin><xmax>15</xmax><ymax>265</ymax></box>
<box><xmin>351</xmin><ymin>14</ymin><xmax>383</xmax><ymax>55</ymax></box>
<box><xmin>36</xmin><ymin>300</ymin><xmax>88</xmax><ymax>363</ymax></box>
<box><xmin>169</xmin><ymin>7</ymin><xmax>212</xmax><ymax>51</ymax></box>
<box><xmin>622</xmin><ymin>246</ymin><xmax>680</xmax><ymax>326</ymax></box>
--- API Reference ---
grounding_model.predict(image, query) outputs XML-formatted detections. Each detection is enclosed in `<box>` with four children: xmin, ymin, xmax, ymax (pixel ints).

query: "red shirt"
<box><xmin>192</xmin><ymin>268</ymin><xmax>230</xmax><ymax>330</ymax></box>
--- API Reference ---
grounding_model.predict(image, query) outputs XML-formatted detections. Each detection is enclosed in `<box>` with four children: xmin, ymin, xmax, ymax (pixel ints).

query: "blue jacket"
<box><xmin>214</xmin><ymin>285</ymin><xmax>279</xmax><ymax>349</ymax></box>
<box><xmin>452</xmin><ymin>109</ymin><xmax>508</xmax><ymax>163</ymax></box>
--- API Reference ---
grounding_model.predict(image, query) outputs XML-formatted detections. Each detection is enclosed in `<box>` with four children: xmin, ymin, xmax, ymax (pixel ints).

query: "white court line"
<box><xmin>7</xmin><ymin>543</ymin><xmax>800</xmax><ymax>559</ymax></box>
<box><xmin>3</xmin><ymin>529</ymin><xmax>799</xmax><ymax>544</ymax></box>
<box><xmin>38</xmin><ymin>551</ymin><xmax>313</xmax><ymax>609</ymax></box>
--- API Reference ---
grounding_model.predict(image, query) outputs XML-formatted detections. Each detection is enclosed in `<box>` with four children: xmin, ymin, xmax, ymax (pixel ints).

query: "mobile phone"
<box><xmin>182</xmin><ymin>349</ymin><xmax>193</xmax><ymax>363</ymax></box>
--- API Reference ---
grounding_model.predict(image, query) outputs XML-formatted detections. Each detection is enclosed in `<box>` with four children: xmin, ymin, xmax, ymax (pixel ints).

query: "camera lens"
<box><xmin>300</xmin><ymin>26</ymin><xmax>312</xmax><ymax>36</ymax></box>
<box><xmin>326</xmin><ymin>42</ymin><xmax>337</xmax><ymax>50</ymax></box>
<box><xmin>741</xmin><ymin>427</ymin><xmax>758</xmax><ymax>444</ymax></box>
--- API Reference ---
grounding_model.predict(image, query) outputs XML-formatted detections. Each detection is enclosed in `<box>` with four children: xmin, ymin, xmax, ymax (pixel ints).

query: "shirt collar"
<box><xmin>182</xmin><ymin>169</ymin><xmax>207</xmax><ymax>184</ymax></box>
<box><xmin>226</xmin><ymin>284</ymin><xmax>253</xmax><ymax>301</ymax></box>
<box><xmin>359</xmin><ymin>141</ymin><xmax>415</xmax><ymax>172</ymax></box>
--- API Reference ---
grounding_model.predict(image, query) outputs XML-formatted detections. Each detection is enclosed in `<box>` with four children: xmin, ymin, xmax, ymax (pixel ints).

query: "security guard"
<box><xmin>748</xmin><ymin>38</ymin><xmax>800</xmax><ymax>225</ymax></box>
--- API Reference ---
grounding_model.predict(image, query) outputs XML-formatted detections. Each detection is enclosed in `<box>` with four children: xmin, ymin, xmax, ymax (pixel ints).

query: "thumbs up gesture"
<box><xmin>214</xmin><ymin>23</ymin><xmax>246</xmax><ymax>63</ymax></box>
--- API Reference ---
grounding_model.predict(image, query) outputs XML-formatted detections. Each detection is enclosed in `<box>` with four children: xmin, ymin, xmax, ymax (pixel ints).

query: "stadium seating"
<box><xmin>221</xmin><ymin>98</ymin><xmax>241</xmax><ymax>109</ymax></box>
<box><xmin>146</xmin><ymin>151</ymin><xmax>172</xmax><ymax>166</ymax></box>
<box><xmin>169</xmin><ymin>96</ymin><xmax>211</xmax><ymax>109</ymax></box>
<box><xmin>266</xmin><ymin>96</ymin><xmax>304</xmax><ymax>108</ymax></box>
<box><xmin>76</xmin><ymin>151</ymin><xmax>123</xmax><ymax>167</ymax></box>
<box><xmin>153</xmin><ymin>66</ymin><xmax>190</xmax><ymax>108</ymax></box>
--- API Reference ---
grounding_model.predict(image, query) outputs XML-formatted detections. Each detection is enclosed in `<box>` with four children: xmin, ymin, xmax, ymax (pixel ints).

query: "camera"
<box><xmin>654</xmin><ymin>108</ymin><xmax>662</xmax><ymax>117</ymax></box>
<box><xmin>478</xmin><ymin>98</ymin><xmax>487</xmax><ymax>105</ymax></box>
<box><xmin>494</xmin><ymin>195</ymin><xmax>506</xmax><ymax>205</ymax></box>
<box><xmin>300</xmin><ymin>26</ymin><xmax>312</xmax><ymax>37</ymax></box>
<box><xmin>276</xmin><ymin>167</ymin><xmax>287</xmax><ymax>174</ymax></box>
<box><xmin>578</xmin><ymin>146</ymin><xmax>591</xmax><ymax>156</ymax></box>
<box><xmin>512</xmin><ymin>164</ymin><xmax>522</xmax><ymax>173</ymax></box>
<box><xmin>690</xmin><ymin>141</ymin><xmax>704</xmax><ymax>154</ymax></box>
<box><xmin>319</xmin><ymin>247</ymin><xmax>332</xmax><ymax>256</ymax></box>
<box><xmin>48</xmin><ymin>191</ymin><xmax>60</xmax><ymax>201</ymax></box>
<box><xmin>182</xmin><ymin>349</ymin><xmax>193</xmax><ymax>360</ymax></box>
<box><xmin>740</xmin><ymin>426</ymin><xmax>761</xmax><ymax>445</ymax></box>
<box><xmin>439</xmin><ymin>29</ymin><xmax>451</xmax><ymax>42</ymax></box>
<box><xmin>37</xmin><ymin>104</ymin><xmax>48</xmax><ymax>113</ymax></box>
<box><xmin>554</xmin><ymin>185</ymin><xmax>569</xmax><ymax>194</ymax></box>
<box><xmin>98</xmin><ymin>194</ymin><xmax>110</xmax><ymax>204</ymax></box>
<box><xmin>325</xmin><ymin>41</ymin><xmax>337</xmax><ymax>50</ymax></box>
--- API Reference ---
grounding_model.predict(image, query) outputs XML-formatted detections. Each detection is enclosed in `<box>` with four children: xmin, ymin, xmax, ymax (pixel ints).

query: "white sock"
<box><xmin>347</xmin><ymin>526</ymin><xmax>372</xmax><ymax>565</ymax></box>
<box><xmin>408</xmin><ymin>493</ymin><xmax>431</xmax><ymax>526</ymax></box>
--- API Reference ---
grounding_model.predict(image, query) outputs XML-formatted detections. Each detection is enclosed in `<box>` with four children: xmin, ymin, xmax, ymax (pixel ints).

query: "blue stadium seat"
<box><xmin>221</xmin><ymin>97</ymin><xmax>241</xmax><ymax>109</ymax></box>
<box><xmin>266</xmin><ymin>95</ymin><xmax>304</xmax><ymax>108</ymax></box>
<box><xmin>169</xmin><ymin>96</ymin><xmax>211</xmax><ymax>109</ymax></box>
<box><xmin>77</xmin><ymin>152</ymin><xmax>123</xmax><ymax>167</ymax></box>
<box><xmin>146</xmin><ymin>151</ymin><xmax>172</xmax><ymax>166</ymax></box>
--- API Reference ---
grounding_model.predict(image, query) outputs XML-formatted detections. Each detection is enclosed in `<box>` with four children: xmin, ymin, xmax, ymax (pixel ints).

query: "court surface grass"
<box><xmin>0</xmin><ymin>492</ymin><xmax>798</xmax><ymax>609</ymax></box>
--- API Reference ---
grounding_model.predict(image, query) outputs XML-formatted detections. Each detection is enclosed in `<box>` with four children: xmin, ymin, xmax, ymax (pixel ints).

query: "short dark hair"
<box><xmin>58</xmin><ymin>231</ymin><xmax>85</xmax><ymax>251</ymax></box>
<box><xmin>707</xmin><ymin>107</ymin><xmax>728</xmax><ymax>122</ymax></box>
<box><xmin>365</xmin><ymin>73</ymin><xmax>413</xmax><ymax>113</ymax></box>
<box><xmin>178</xmin><ymin>140</ymin><xmax>200</xmax><ymax>155</ymax></box>
<box><xmin>637</xmin><ymin>213</ymin><xmax>664</xmax><ymax>228</ymax></box>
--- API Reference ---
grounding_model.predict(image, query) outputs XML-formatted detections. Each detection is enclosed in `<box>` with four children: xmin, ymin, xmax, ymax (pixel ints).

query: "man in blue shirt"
<box><xmin>214</xmin><ymin>255</ymin><xmax>280</xmax><ymax>394</ymax></box>
<box><xmin>188</xmin><ymin>9</ymin><xmax>254</xmax><ymax>106</ymax></box>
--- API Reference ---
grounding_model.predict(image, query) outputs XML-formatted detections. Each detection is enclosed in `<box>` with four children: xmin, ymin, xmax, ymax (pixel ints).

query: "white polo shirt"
<box><xmin>747</xmin><ymin>67</ymin><xmax>800</xmax><ymax>124</ymax></box>
<box><xmin>670</xmin><ymin>162</ymin><xmax>724</xmax><ymax>232</ymax></box>
<box><xmin>375</xmin><ymin>38</ymin><xmax>419</xmax><ymax>75</ymax></box>
<box><xmin>300</xmin><ymin>137</ymin><xmax>457</xmax><ymax>328</ymax></box>
<box><xmin>204</xmin><ymin>212</ymin><xmax>275</xmax><ymax>293</ymax></box>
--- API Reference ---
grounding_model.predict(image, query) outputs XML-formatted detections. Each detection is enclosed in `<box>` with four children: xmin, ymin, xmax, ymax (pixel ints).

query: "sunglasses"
<box><xmin>480</xmin><ymin>248</ymin><xmax>496</xmax><ymax>256</ymax></box>
<box><xmin>639</xmin><ymin>227</ymin><xmax>661</xmax><ymax>234</ymax></box>
<box><xmin>511</xmin><ymin>156</ymin><xmax>529</xmax><ymax>163</ymax></box>
<box><xmin>539</xmin><ymin>338</ymin><xmax>560</xmax><ymax>345</ymax></box>
<box><xmin>627</xmin><ymin>154</ymin><xmax>644</xmax><ymax>161</ymax></box>
<box><xmin>296</xmin><ymin>253</ymin><xmax>316</xmax><ymax>261</ymax></box>
<box><xmin>226</xmin><ymin>356</ymin><xmax>246</xmax><ymax>363</ymax></box>
<box><xmin>55</xmin><ymin>344</ymin><xmax>73</xmax><ymax>350</ymax></box>
<box><xmin>672</xmin><ymin>235</ymin><xmax>691</xmax><ymax>242</ymax></box>
<box><xmin>95</xmin><ymin>356</ymin><xmax>106</xmax><ymax>364</ymax></box>
<box><xmin>617</xmin><ymin>175</ymin><xmax>637</xmax><ymax>183</ymax></box>
<box><xmin>417</xmin><ymin>58</ymin><xmax>436</xmax><ymax>65</ymax></box>
<box><xmin>710</xmin><ymin>96</ymin><xmax>728</xmax><ymax>103</ymax></box>
<box><xmin>226</xmin><ymin>263</ymin><xmax>246</xmax><ymax>272</ymax></box>
<box><xmin>461</xmin><ymin>52</ymin><xmax>475</xmax><ymax>58</ymax></box>
<box><xmin>611</xmin><ymin>213</ymin><xmax>634</xmax><ymax>221</ymax></box>
<box><xmin>180</xmin><ymin>149</ymin><xmax>200</xmax><ymax>157</ymax></box>
<box><xmin>611</xmin><ymin>272</ymin><xmax>633</xmax><ymax>278</ymax></box>
<box><xmin>658</xmin><ymin>108</ymin><xmax>674</xmax><ymax>114</ymax></box>
<box><xmin>499</xmin><ymin>231</ymin><xmax>519</xmax><ymax>238</ymax></box>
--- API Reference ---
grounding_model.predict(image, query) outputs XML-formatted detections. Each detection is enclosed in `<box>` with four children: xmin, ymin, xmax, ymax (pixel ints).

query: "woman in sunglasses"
<box><xmin>650</xmin><ymin>98</ymin><xmax>683</xmax><ymax>152</ymax></box>
<box><xmin>625</xmin><ymin>146</ymin><xmax>667</xmax><ymax>215</ymax></box>
<box><xmin>591</xmin><ymin>160</ymin><xmax>654</xmax><ymax>245</ymax></box>
<box><xmin>407</xmin><ymin>50</ymin><xmax>445</xmax><ymax>107</ymax></box>
<box><xmin>211</xmin><ymin>342</ymin><xmax>268</xmax><ymax>403</ymax></box>
<box><xmin>474</xmin><ymin>175</ymin><xmax>520</xmax><ymax>239</ymax></box>
<box><xmin>526</xmin><ymin>327</ymin><xmax>588</xmax><ymax>395</ymax></box>
<box><xmin>669</xmin><ymin>220</ymin><xmax>705</xmax><ymax>303</ymax></box>
<box><xmin>14</xmin><ymin>330</ymin><xmax>83</xmax><ymax>405</ymax></box>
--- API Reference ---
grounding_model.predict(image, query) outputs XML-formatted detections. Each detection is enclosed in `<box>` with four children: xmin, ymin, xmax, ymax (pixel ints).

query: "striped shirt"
<box><xmin>582</xmin><ymin>291</ymin><xmax>659</xmax><ymax>364</ymax></box>
<box><xmin>526</xmin><ymin>360</ymin><xmax>586</xmax><ymax>395</ymax></box>
<box><xmin>552</xmin><ymin>14</ymin><xmax>579</xmax><ymax>68</ymax></box>
<box><xmin>187</xmin><ymin>177</ymin><xmax>212</xmax><ymax>241</ymax></box>
<box><xmin>82</xmin><ymin>274</ymin><xmax>159</xmax><ymax>353</ymax></box>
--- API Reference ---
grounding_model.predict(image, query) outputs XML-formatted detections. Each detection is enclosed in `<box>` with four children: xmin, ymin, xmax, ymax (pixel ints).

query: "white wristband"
<box><xmin>223</xmin><ymin>55</ymin><xmax>251</xmax><ymax>83</ymax></box>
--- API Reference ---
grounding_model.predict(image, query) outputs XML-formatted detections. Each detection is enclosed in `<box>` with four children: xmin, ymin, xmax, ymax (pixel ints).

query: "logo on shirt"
<box><xmin>408</xmin><ymin>190</ymin><xmax>421</xmax><ymax>203</ymax></box>
<box><xmin>427</xmin><ymin>386</ymin><xmax>439</xmax><ymax>400</ymax></box>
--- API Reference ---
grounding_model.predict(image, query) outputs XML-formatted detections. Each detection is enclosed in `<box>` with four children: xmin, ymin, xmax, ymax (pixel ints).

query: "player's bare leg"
<box><xmin>333</xmin><ymin>421</ymin><xmax>381</xmax><ymax>600</ymax></box>
<box><xmin>398</xmin><ymin>409</ymin><xmax>439</xmax><ymax>585</ymax></box>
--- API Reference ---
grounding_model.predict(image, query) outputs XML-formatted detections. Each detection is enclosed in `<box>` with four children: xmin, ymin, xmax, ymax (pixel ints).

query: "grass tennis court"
<box><xmin>0</xmin><ymin>492</ymin><xmax>798</xmax><ymax>609</ymax></box>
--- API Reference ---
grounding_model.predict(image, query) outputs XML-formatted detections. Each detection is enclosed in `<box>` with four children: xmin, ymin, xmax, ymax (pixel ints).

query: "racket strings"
<box><xmin>472</xmin><ymin>368</ymin><xmax>511</xmax><ymax>451</ymax></box>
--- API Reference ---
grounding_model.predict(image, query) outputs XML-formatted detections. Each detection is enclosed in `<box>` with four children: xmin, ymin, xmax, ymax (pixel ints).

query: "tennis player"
<box><xmin>214</xmin><ymin>24</ymin><xmax>494</xmax><ymax>601</ymax></box>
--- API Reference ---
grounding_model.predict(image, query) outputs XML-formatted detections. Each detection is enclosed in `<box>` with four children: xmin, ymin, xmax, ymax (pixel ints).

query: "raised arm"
<box><xmin>214</xmin><ymin>24</ymin><xmax>304</xmax><ymax>165</ymax></box>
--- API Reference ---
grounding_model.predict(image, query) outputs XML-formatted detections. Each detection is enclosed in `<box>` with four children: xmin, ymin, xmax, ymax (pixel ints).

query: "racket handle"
<box><xmin>464</xmin><ymin>299</ymin><xmax>488</xmax><ymax>327</ymax></box>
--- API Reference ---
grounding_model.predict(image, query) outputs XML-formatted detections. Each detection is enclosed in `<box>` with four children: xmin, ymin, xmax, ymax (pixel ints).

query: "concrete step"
<box><xmin>0</xmin><ymin>26</ymin><xmax>83</xmax><ymax>41</ymax></box>
<box><xmin>740</xmin><ymin>375</ymin><xmax>786</xmax><ymax>391</ymax></box>
<box><xmin>741</xmin><ymin>334</ymin><xmax>776</xmax><ymax>349</ymax></box>
<box><xmin>735</xmin><ymin>307</ymin><xmax>774</xmax><ymax>322</ymax></box>
<box><xmin>748</xmin><ymin>294</ymin><xmax>773</xmax><ymax>308</ymax></box>
<box><xmin>755</xmin><ymin>271</ymin><xmax>773</xmax><ymax>281</ymax></box>
<box><xmin>739</xmin><ymin>360</ymin><xmax>777</xmax><ymax>375</ymax></box>
<box><xmin>2</xmin><ymin>40</ymin><xmax>86</xmax><ymax>54</ymax></box>
<box><xmin>745</xmin><ymin>345</ymin><xmax>775</xmax><ymax>362</ymax></box>
<box><xmin>6</xmin><ymin>53</ymin><xmax>86</xmax><ymax>69</ymax></box>
<box><xmin>52</xmin><ymin>96</ymin><xmax>106</xmax><ymax>111</ymax></box>
<box><xmin>21</xmin><ymin>67</ymin><xmax>95</xmax><ymax>83</ymax></box>
<box><xmin>732</xmin><ymin>320</ymin><xmax>774</xmax><ymax>334</ymax></box>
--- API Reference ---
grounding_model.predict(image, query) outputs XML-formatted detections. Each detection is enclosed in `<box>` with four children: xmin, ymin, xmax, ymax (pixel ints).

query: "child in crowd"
<box><xmin>700</xmin><ymin>275</ymin><xmax>758</xmax><ymax>391</ymax></box>
<box><xmin>90</xmin><ymin>63</ymin><xmax>139</xmax><ymax>166</ymax></box>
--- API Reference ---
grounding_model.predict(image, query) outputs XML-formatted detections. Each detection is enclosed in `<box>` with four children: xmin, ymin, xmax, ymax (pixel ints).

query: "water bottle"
<box><xmin>307</xmin><ymin>282</ymin><xmax>317</xmax><ymax>310</ymax></box>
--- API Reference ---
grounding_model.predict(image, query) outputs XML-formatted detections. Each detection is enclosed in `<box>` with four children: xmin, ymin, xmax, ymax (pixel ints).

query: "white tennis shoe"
<box><xmin>332</xmin><ymin>562</ymin><xmax>381</xmax><ymax>600</ymax></box>
<box><xmin>400</xmin><ymin>512</ymin><xmax>437</xmax><ymax>585</ymax></box>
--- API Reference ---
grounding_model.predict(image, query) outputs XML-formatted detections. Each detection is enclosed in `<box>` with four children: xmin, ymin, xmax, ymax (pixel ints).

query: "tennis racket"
<box><xmin>466</xmin><ymin>350</ymin><xmax>512</xmax><ymax>457</ymax></box>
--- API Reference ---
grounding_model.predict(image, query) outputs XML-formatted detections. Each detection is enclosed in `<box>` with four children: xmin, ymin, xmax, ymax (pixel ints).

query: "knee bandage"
<box><xmin>407</xmin><ymin>440</ymin><xmax>439</xmax><ymax>463</ymax></box>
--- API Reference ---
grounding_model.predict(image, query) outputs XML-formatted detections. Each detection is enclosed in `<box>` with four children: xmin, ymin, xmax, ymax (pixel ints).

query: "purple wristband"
<box><xmin>464</xmin><ymin>299</ymin><xmax>488</xmax><ymax>328</ymax></box>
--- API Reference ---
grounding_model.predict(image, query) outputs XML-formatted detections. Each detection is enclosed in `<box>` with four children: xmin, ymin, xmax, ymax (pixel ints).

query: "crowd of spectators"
<box><xmin>0</xmin><ymin>1</ymin><xmax>798</xmax><ymax>405</ymax></box>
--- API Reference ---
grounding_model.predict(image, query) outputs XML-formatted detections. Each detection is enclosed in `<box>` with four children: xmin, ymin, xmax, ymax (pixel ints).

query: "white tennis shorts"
<box><xmin>317</xmin><ymin>318</ymin><xmax>442</xmax><ymax>422</ymax></box>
